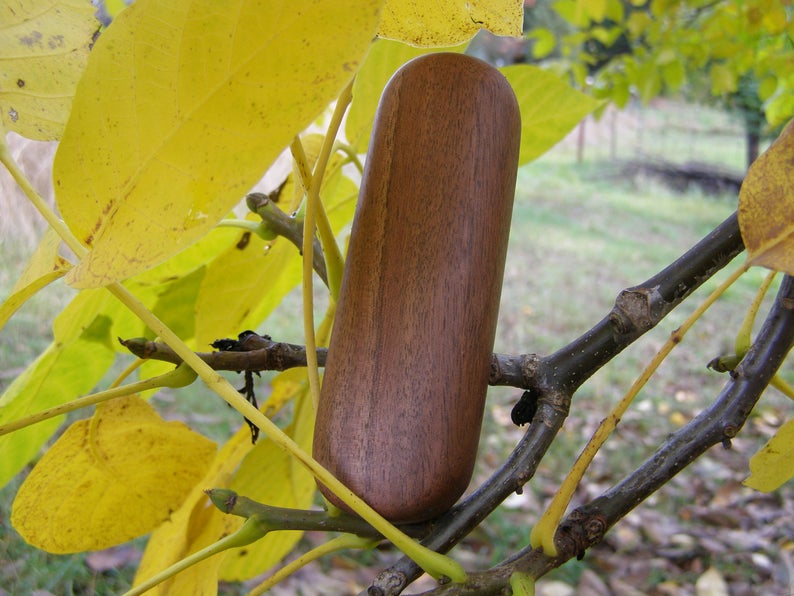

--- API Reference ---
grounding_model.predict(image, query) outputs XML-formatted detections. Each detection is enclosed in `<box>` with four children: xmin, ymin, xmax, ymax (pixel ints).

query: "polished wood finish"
<box><xmin>313</xmin><ymin>53</ymin><xmax>521</xmax><ymax>523</ymax></box>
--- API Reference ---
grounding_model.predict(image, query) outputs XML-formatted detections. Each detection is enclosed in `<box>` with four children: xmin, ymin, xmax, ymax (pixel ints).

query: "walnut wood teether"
<box><xmin>313</xmin><ymin>52</ymin><xmax>521</xmax><ymax>523</ymax></box>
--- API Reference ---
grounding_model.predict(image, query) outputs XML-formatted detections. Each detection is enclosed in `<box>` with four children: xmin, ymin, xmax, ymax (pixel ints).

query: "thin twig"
<box><xmin>415</xmin><ymin>274</ymin><xmax>794</xmax><ymax>595</ymax></box>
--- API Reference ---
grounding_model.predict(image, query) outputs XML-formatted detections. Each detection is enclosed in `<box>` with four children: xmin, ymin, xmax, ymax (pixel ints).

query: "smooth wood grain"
<box><xmin>313</xmin><ymin>53</ymin><xmax>521</xmax><ymax>523</ymax></box>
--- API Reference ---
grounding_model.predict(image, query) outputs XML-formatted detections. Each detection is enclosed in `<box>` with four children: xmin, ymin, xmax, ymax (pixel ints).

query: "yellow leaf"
<box><xmin>11</xmin><ymin>395</ymin><xmax>216</xmax><ymax>553</ymax></box>
<box><xmin>220</xmin><ymin>386</ymin><xmax>316</xmax><ymax>580</ymax></box>
<box><xmin>581</xmin><ymin>0</ymin><xmax>607</xmax><ymax>23</ymax></box>
<box><xmin>738</xmin><ymin>119</ymin><xmax>794</xmax><ymax>274</ymax></box>
<box><xmin>54</xmin><ymin>0</ymin><xmax>383</xmax><ymax>289</ymax></box>
<box><xmin>744</xmin><ymin>418</ymin><xmax>794</xmax><ymax>492</ymax></box>
<box><xmin>378</xmin><ymin>0</ymin><xmax>523</xmax><ymax>46</ymax></box>
<box><xmin>0</xmin><ymin>0</ymin><xmax>99</xmax><ymax>140</ymax></box>
<box><xmin>499</xmin><ymin>65</ymin><xmax>603</xmax><ymax>165</ymax></box>
<box><xmin>134</xmin><ymin>426</ymin><xmax>254</xmax><ymax>595</ymax></box>
<box><xmin>346</xmin><ymin>39</ymin><xmax>466</xmax><ymax>152</ymax></box>
<box><xmin>0</xmin><ymin>227</ymin><xmax>70</xmax><ymax>331</ymax></box>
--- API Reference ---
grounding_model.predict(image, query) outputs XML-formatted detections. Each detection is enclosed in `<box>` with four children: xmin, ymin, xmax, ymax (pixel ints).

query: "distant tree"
<box><xmin>530</xmin><ymin>0</ymin><xmax>794</xmax><ymax>168</ymax></box>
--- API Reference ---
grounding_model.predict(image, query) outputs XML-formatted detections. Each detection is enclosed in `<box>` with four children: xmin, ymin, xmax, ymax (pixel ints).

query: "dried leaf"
<box><xmin>738</xmin><ymin>118</ymin><xmax>794</xmax><ymax>274</ymax></box>
<box><xmin>378</xmin><ymin>0</ymin><xmax>522</xmax><ymax>46</ymax></box>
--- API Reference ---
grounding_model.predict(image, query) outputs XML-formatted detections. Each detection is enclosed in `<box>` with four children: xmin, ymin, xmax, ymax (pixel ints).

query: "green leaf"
<box><xmin>12</xmin><ymin>395</ymin><xmax>216</xmax><ymax>553</ymax></box>
<box><xmin>744</xmin><ymin>418</ymin><xmax>794</xmax><ymax>492</ymax></box>
<box><xmin>194</xmin><ymin>173</ymin><xmax>357</xmax><ymax>347</ymax></box>
<box><xmin>54</xmin><ymin>0</ymin><xmax>383</xmax><ymax>289</ymax></box>
<box><xmin>528</xmin><ymin>28</ymin><xmax>556</xmax><ymax>60</ymax></box>
<box><xmin>500</xmin><ymin>65</ymin><xmax>603</xmax><ymax>165</ymax></box>
<box><xmin>378</xmin><ymin>0</ymin><xmax>523</xmax><ymax>46</ymax></box>
<box><xmin>0</xmin><ymin>0</ymin><xmax>99</xmax><ymax>140</ymax></box>
<box><xmin>710</xmin><ymin>62</ymin><xmax>737</xmax><ymax>94</ymax></box>
<box><xmin>0</xmin><ymin>337</ymin><xmax>115</xmax><ymax>487</ymax></box>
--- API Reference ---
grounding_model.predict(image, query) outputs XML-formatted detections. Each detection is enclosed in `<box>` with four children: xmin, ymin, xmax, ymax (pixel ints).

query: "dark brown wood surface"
<box><xmin>313</xmin><ymin>53</ymin><xmax>521</xmax><ymax>523</ymax></box>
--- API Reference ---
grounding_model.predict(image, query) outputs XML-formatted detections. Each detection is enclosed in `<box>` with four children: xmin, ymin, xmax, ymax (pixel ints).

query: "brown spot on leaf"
<box><xmin>17</xmin><ymin>79</ymin><xmax>25</xmax><ymax>88</ymax></box>
<box><xmin>18</xmin><ymin>31</ymin><xmax>42</xmax><ymax>47</ymax></box>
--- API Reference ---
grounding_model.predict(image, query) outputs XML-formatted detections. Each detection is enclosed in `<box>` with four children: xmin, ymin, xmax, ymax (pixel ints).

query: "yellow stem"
<box><xmin>735</xmin><ymin>270</ymin><xmax>777</xmax><ymax>356</ymax></box>
<box><xmin>248</xmin><ymin>534</ymin><xmax>378</xmax><ymax>596</ymax></box>
<box><xmin>530</xmin><ymin>262</ymin><xmax>750</xmax><ymax>556</ymax></box>
<box><xmin>0</xmin><ymin>364</ymin><xmax>196</xmax><ymax>436</ymax></box>
<box><xmin>293</xmin><ymin>81</ymin><xmax>352</xmax><ymax>412</ymax></box>
<box><xmin>125</xmin><ymin>516</ymin><xmax>269</xmax><ymax>596</ymax></box>
<box><xmin>770</xmin><ymin>374</ymin><xmax>794</xmax><ymax>401</ymax></box>
<box><xmin>0</xmin><ymin>138</ymin><xmax>86</xmax><ymax>259</ymax></box>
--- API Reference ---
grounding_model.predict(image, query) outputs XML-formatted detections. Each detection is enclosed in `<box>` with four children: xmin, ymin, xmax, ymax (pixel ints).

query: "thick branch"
<box><xmin>416</xmin><ymin>274</ymin><xmax>794</xmax><ymax>595</ymax></box>
<box><xmin>368</xmin><ymin>212</ymin><xmax>745</xmax><ymax>595</ymax></box>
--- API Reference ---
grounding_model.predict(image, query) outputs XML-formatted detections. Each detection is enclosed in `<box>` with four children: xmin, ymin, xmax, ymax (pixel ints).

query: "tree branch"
<box><xmin>246</xmin><ymin>191</ymin><xmax>329</xmax><ymax>285</ymax></box>
<box><xmin>117</xmin><ymin>212</ymin><xmax>749</xmax><ymax>595</ymax></box>
<box><xmin>413</xmin><ymin>273</ymin><xmax>794</xmax><ymax>595</ymax></box>
<box><xmin>367</xmin><ymin>212</ymin><xmax>745</xmax><ymax>595</ymax></box>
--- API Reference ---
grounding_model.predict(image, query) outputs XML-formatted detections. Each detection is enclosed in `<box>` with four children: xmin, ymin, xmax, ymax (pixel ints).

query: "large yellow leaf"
<box><xmin>0</xmin><ymin>0</ymin><xmax>99</xmax><ymax>140</ymax></box>
<box><xmin>500</xmin><ymin>65</ymin><xmax>603</xmax><ymax>165</ymax></box>
<box><xmin>54</xmin><ymin>0</ymin><xmax>383</xmax><ymax>289</ymax></box>
<box><xmin>0</xmin><ymin>227</ymin><xmax>70</xmax><ymax>331</ymax></box>
<box><xmin>220</xmin><ymin>379</ymin><xmax>316</xmax><ymax>580</ymax></box>
<box><xmin>744</xmin><ymin>417</ymin><xmax>794</xmax><ymax>492</ymax></box>
<box><xmin>11</xmin><ymin>395</ymin><xmax>216</xmax><ymax>553</ymax></box>
<box><xmin>378</xmin><ymin>0</ymin><xmax>523</xmax><ymax>46</ymax></box>
<box><xmin>739</xmin><ymin>118</ymin><xmax>794</xmax><ymax>275</ymax></box>
<box><xmin>134</xmin><ymin>426</ymin><xmax>254</xmax><ymax>595</ymax></box>
<box><xmin>345</xmin><ymin>39</ymin><xmax>466</xmax><ymax>152</ymax></box>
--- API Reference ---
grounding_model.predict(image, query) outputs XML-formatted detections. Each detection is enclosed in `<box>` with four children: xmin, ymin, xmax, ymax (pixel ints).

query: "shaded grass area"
<box><xmin>1</xmin><ymin>139</ymin><xmax>791</xmax><ymax>593</ymax></box>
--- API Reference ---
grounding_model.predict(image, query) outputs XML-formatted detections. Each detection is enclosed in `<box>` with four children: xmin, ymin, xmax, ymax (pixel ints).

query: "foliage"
<box><xmin>0</xmin><ymin>0</ymin><xmax>792</xmax><ymax>594</ymax></box>
<box><xmin>529</xmin><ymin>0</ymin><xmax>794</xmax><ymax>127</ymax></box>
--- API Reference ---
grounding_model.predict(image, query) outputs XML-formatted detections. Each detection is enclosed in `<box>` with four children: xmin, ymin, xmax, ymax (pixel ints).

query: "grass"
<box><xmin>1</xmin><ymin>100</ymin><xmax>792</xmax><ymax>594</ymax></box>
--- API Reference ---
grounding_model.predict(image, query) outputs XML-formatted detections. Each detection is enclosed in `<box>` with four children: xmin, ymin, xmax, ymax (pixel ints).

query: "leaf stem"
<box><xmin>0</xmin><ymin>136</ymin><xmax>86</xmax><ymax>259</ymax></box>
<box><xmin>530</xmin><ymin>262</ymin><xmax>750</xmax><ymax>555</ymax></box>
<box><xmin>735</xmin><ymin>270</ymin><xmax>778</xmax><ymax>355</ymax></box>
<box><xmin>248</xmin><ymin>534</ymin><xmax>378</xmax><ymax>596</ymax></box>
<box><xmin>125</xmin><ymin>515</ymin><xmax>270</xmax><ymax>596</ymax></box>
<box><xmin>0</xmin><ymin>364</ymin><xmax>196</xmax><ymax>436</ymax></box>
